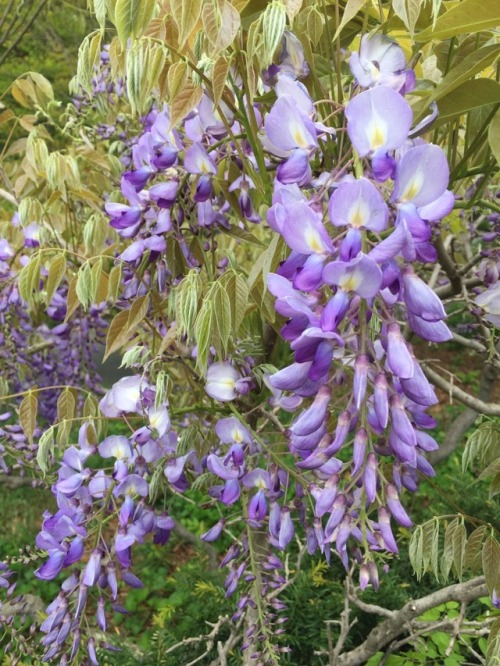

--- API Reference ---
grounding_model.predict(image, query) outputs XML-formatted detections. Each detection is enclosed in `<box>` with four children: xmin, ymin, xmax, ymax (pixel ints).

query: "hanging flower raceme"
<box><xmin>259</xmin><ymin>40</ymin><xmax>453</xmax><ymax>587</ymax></box>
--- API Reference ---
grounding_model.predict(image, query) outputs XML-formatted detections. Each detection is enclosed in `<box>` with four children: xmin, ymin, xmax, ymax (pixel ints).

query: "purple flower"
<box><xmin>386</xmin><ymin>323</ymin><xmax>414</xmax><ymax>379</ymax></box>
<box><xmin>82</xmin><ymin>549</ymin><xmax>102</xmax><ymax>587</ymax></box>
<box><xmin>350</xmin><ymin>34</ymin><xmax>409</xmax><ymax>90</ymax></box>
<box><xmin>402</xmin><ymin>268</ymin><xmax>446</xmax><ymax>322</ymax></box>
<box><xmin>215</xmin><ymin>417</ymin><xmax>252</xmax><ymax>445</ymax></box>
<box><xmin>278</xmin><ymin>201</ymin><xmax>334</xmax><ymax>256</ymax></box>
<box><xmin>264</xmin><ymin>95</ymin><xmax>318</xmax><ymax>153</ymax></box>
<box><xmin>328</xmin><ymin>178</ymin><xmax>389</xmax><ymax>232</ymax></box>
<box><xmin>279</xmin><ymin>32</ymin><xmax>309</xmax><ymax>79</ymax></box>
<box><xmin>99</xmin><ymin>376</ymin><xmax>145</xmax><ymax>417</ymax></box>
<box><xmin>201</xmin><ymin>519</ymin><xmax>225</xmax><ymax>542</ymax></box>
<box><xmin>114</xmin><ymin>474</ymin><xmax>149</xmax><ymax>497</ymax></box>
<box><xmin>393</xmin><ymin>144</ymin><xmax>449</xmax><ymax>208</ymax></box>
<box><xmin>98</xmin><ymin>435</ymin><xmax>133</xmax><ymax>460</ymax></box>
<box><xmin>475</xmin><ymin>283</ymin><xmax>500</xmax><ymax>326</ymax></box>
<box><xmin>205</xmin><ymin>363</ymin><xmax>241</xmax><ymax>402</ymax></box>
<box><xmin>323</xmin><ymin>253</ymin><xmax>383</xmax><ymax>298</ymax></box>
<box><xmin>345</xmin><ymin>86</ymin><xmax>412</xmax><ymax>156</ymax></box>
<box><xmin>184</xmin><ymin>143</ymin><xmax>217</xmax><ymax>175</ymax></box>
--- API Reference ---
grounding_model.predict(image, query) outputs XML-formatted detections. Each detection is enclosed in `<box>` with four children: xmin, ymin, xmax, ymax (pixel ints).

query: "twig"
<box><xmin>347</xmin><ymin>579</ymin><xmax>395</xmax><ymax>619</ymax></box>
<box><xmin>332</xmin><ymin>574</ymin><xmax>358</xmax><ymax>664</ymax></box>
<box><xmin>445</xmin><ymin>601</ymin><xmax>466</xmax><ymax>657</ymax></box>
<box><xmin>336</xmin><ymin>577</ymin><xmax>488</xmax><ymax>666</ymax></box>
<box><xmin>422</xmin><ymin>364</ymin><xmax>500</xmax><ymax>416</ymax></box>
<box><xmin>435</xmin><ymin>276</ymin><xmax>482</xmax><ymax>299</ymax></box>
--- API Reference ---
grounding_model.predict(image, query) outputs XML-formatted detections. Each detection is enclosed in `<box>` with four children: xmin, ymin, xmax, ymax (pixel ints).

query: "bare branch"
<box><xmin>332</xmin><ymin>575</ymin><xmax>358</xmax><ymax>663</ymax></box>
<box><xmin>430</xmin><ymin>356</ymin><xmax>498</xmax><ymax>464</ymax></box>
<box><xmin>336</xmin><ymin>577</ymin><xmax>488</xmax><ymax>666</ymax></box>
<box><xmin>451</xmin><ymin>332</ymin><xmax>488</xmax><ymax>353</ymax></box>
<box><xmin>434</xmin><ymin>237</ymin><xmax>462</xmax><ymax>295</ymax></box>
<box><xmin>422</xmin><ymin>365</ymin><xmax>500</xmax><ymax>417</ymax></box>
<box><xmin>435</xmin><ymin>277</ymin><xmax>482</xmax><ymax>299</ymax></box>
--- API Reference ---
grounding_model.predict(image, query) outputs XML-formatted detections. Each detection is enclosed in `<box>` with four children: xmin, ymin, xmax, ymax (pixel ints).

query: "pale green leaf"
<box><xmin>434</xmin><ymin>79</ymin><xmax>500</xmax><ymax>128</ymax></box>
<box><xmin>76</xmin><ymin>264</ymin><xmax>93</xmax><ymax>310</ymax></box>
<box><xmin>482</xmin><ymin>536</ymin><xmax>500</xmax><ymax>593</ymax></box>
<box><xmin>465</xmin><ymin>525</ymin><xmax>487</xmax><ymax>572</ymax></box>
<box><xmin>452</xmin><ymin>522</ymin><xmax>467</xmax><ymax>580</ymax></box>
<box><xmin>489</xmin><ymin>109</ymin><xmax>500</xmax><ymax>167</ymax></box>
<box><xmin>169</xmin><ymin>80</ymin><xmax>203</xmax><ymax>129</ymax></box>
<box><xmin>104</xmin><ymin>309</ymin><xmax>131</xmax><ymax>361</ymax></box>
<box><xmin>194</xmin><ymin>301</ymin><xmax>214</xmax><ymax>374</ymax></box>
<box><xmin>36</xmin><ymin>426</ymin><xmax>55</xmax><ymax>476</ymax></box>
<box><xmin>57</xmin><ymin>389</ymin><xmax>76</xmax><ymax>423</ymax></box>
<box><xmin>45</xmin><ymin>254</ymin><xmax>66</xmax><ymax>307</ymax></box>
<box><xmin>220</xmin><ymin>270</ymin><xmax>249</xmax><ymax>334</ymax></box>
<box><xmin>409</xmin><ymin>525</ymin><xmax>424</xmax><ymax>580</ymax></box>
<box><xmin>431</xmin><ymin>44</ymin><xmax>500</xmax><ymax>105</ymax></box>
<box><xmin>416</xmin><ymin>0</ymin><xmax>500</xmax><ymax>42</ymax></box>
<box><xmin>212</xmin><ymin>282</ymin><xmax>232</xmax><ymax>357</ymax></box>
<box><xmin>332</xmin><ymin>0</ymin><xmax>368</xmax><ymax>40</ymax></box>
<box><xmin>441</xmin><ymin>517</ymin><xmax>459</xmax><ymax>580</ymax></box>
<box><xmin>486</xmin><ymin>618</ymin><xmax>500</xmax><ymax>665</ymax></box>
<box><xmin>115</xmin><ymin>0</ymin><xmax>156</xmax><ymax>45</ymax></box>
<box><xmin>170</xmin><ymin>0</ymin><xmax>203</xmax><ymax>47</ymax></box>
<box><xmin>127</xmin><ymin>295</ymin><xmax>150</xmax><ymax>332</ymax></box>
<box><xmin>392</xmin><ymin>0</ymin><xmax>423</xmax><ymax>35</ymax></box>
<box><xmin>19</xmin><ymin>392</ymin><xmax>38</xmax><ymax>445</ymax></box>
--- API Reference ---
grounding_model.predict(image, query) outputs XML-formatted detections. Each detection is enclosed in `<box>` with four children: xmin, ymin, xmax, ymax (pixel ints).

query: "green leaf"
<box><xmin>170</xmin><ymin>0</ymin><xmax>203</xmax><ymax>48</ymax></box>
<box><xmin>431</xmin><ymin>44</ymin><xmax>500</xmax><ymax>105</ymax></box>
<box><xmin>104</xmin><ymin>310</ymin><xmax>131</xmax><ymax>361</ymax></box>
<box><xmin>107</xmin><ymin>264</ymin><xmax>123</xmax><ymax>303</ymax></box>
<box><xmin>91</xmin><ymin>0</ymin><xmax>107</xmax><ymax>31</ymax></box>
<box><xmin>211</xmin><ymin>282</ymin><xmax>232</xmax><ymax>357</ymax></box>
<box><xmin>434</xmin><ymin>79</ymin><xmax>500</xmax><ymax>128</ymax></box>
<box><xmin>194</xmin><ymin>301</ymin><xmax>214</xmax><ymax>374</ymax></box>
<box><xmin>465</xmin><ymin>525</ymin><xmax>487</xmax><ymax>572</ymax></box>
<box><xmin>169</xmin><ymin>80</ymin><xmax>203</xmax><ymax>130</ymax></box>
<box><xmin>57</xmin><ymin>389</ymin><xmax>76</xmax><ymax>423</ymax></box>
<box><xmin>489</xmin><ymin>109</ymin><xmax>500</xmax><ymax>167</ymax></box>
<box><xmin>18</xmin><ymin>254</ymin><xmax>41</xmax><ymax>305</ymax></box>
<box><xmin>36</xmin><ymin>426</ymin><xmax>55</xmax><ymax>476</ymax></box>
<box><xmin>392</xmin><ymin>0</ymin><xmax>423</xmax><ymax>35</ymax></box>
<box><xmin>148</xmin><ymin>458</ymin><xmax>167</xmax><ymax>503</ymax></box>
<box><xmin>45</xmin><ymin>255</ymin><xmax>67</xmax><ymax>307</ymax></box>
<box><xmin>416</xmin><ymin>0</ymin><xmax>500</xmax><ymax>42</ymax></box>
<box><xmin>83</xmin><ymin>394</ymin><xmax>99</xmax><ymax>418</ymax></box>
<box><xmin>489</xmin><ymin>472</ymin><xmax>500</xmax><ymax>499</ymax></box>
<box><xmin>76</xmin><ymin>264</ymin><xmax>93</xmax><ymax>310</ymax></box>
<box><xmin>212</xmin><ymin>55</ymin><xmax>232</xmax><ymax>107</ymax></box>
<box><xmin>486</xmin><ymin>618</ymin><xmax>500</xmax><ymax>665</ymax></box>
<box><xmin>422</xmin><ymin>518</ymin><xmax>440</xmax><ymax>581</ymax></box>
<box><xmin>452</xmin><ymin>522</ymin><xmax>467</xmax><ymax>580</ymax></box>
<box><xmin>77</xmin><ymin>31</ymin><xmax>102</xmax><ymax>94</ymax></box>
<box><xmin>482</xmin><ymin>536</ymin><xmax>500</xmax><ymax>594</ymax></box>
<box><xmin>19</xmin><ymin>392</ymin><xmax>38</xmax><ymax>445</ymax></box>
<box><xmin>478</xmin><ymin>456</ymin><xmax>500</xmax><ymax>481</ymax></box>
<box><xmin>220</xmin><ymin>270</ymin><xmax>249</xmax><ymax>334</ymax></box>
<box><xmin>115</xmin><ymin>0</ymin><xmax>156</xmax><ymax>45</ymax></box>
<box><xmin>175</xmin><ymin>270</ymin><xmax>201</xmax><ymax>338</ymax></box>
<box><xmin>332</xmin><ymin>0</ymin><xmax>368</xmax><ymax>40</ymax></box>
<box><xmin>202</xmin><ymin>0</ymin><xmax>240</xmax><ymax>54</ymax></box>
<box><xmin>409</xmin><ymin>524</ymin><xmax>424</xmax><ymax>580</ymax></box>
<box><xmin>441</xmin><ymin>517</ymin><xmax>459</xmax><ymax>581</ymax></box>
<box><xmin>222</xmin><ymin>225</ymin><xmax>266</xmax><ymax>247</ymax></box>
<box><xmin>262</xmin><ymin>1</ymin><xmax>287</xmax><ymax>67</ymax></box>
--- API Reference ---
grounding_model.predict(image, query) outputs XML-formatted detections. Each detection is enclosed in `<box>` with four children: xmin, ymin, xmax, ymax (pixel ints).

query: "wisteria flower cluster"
<box><xmin>3</xmin><ymin>25</ymin><xmax>498</xmax><ymax>666</ymax></box>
